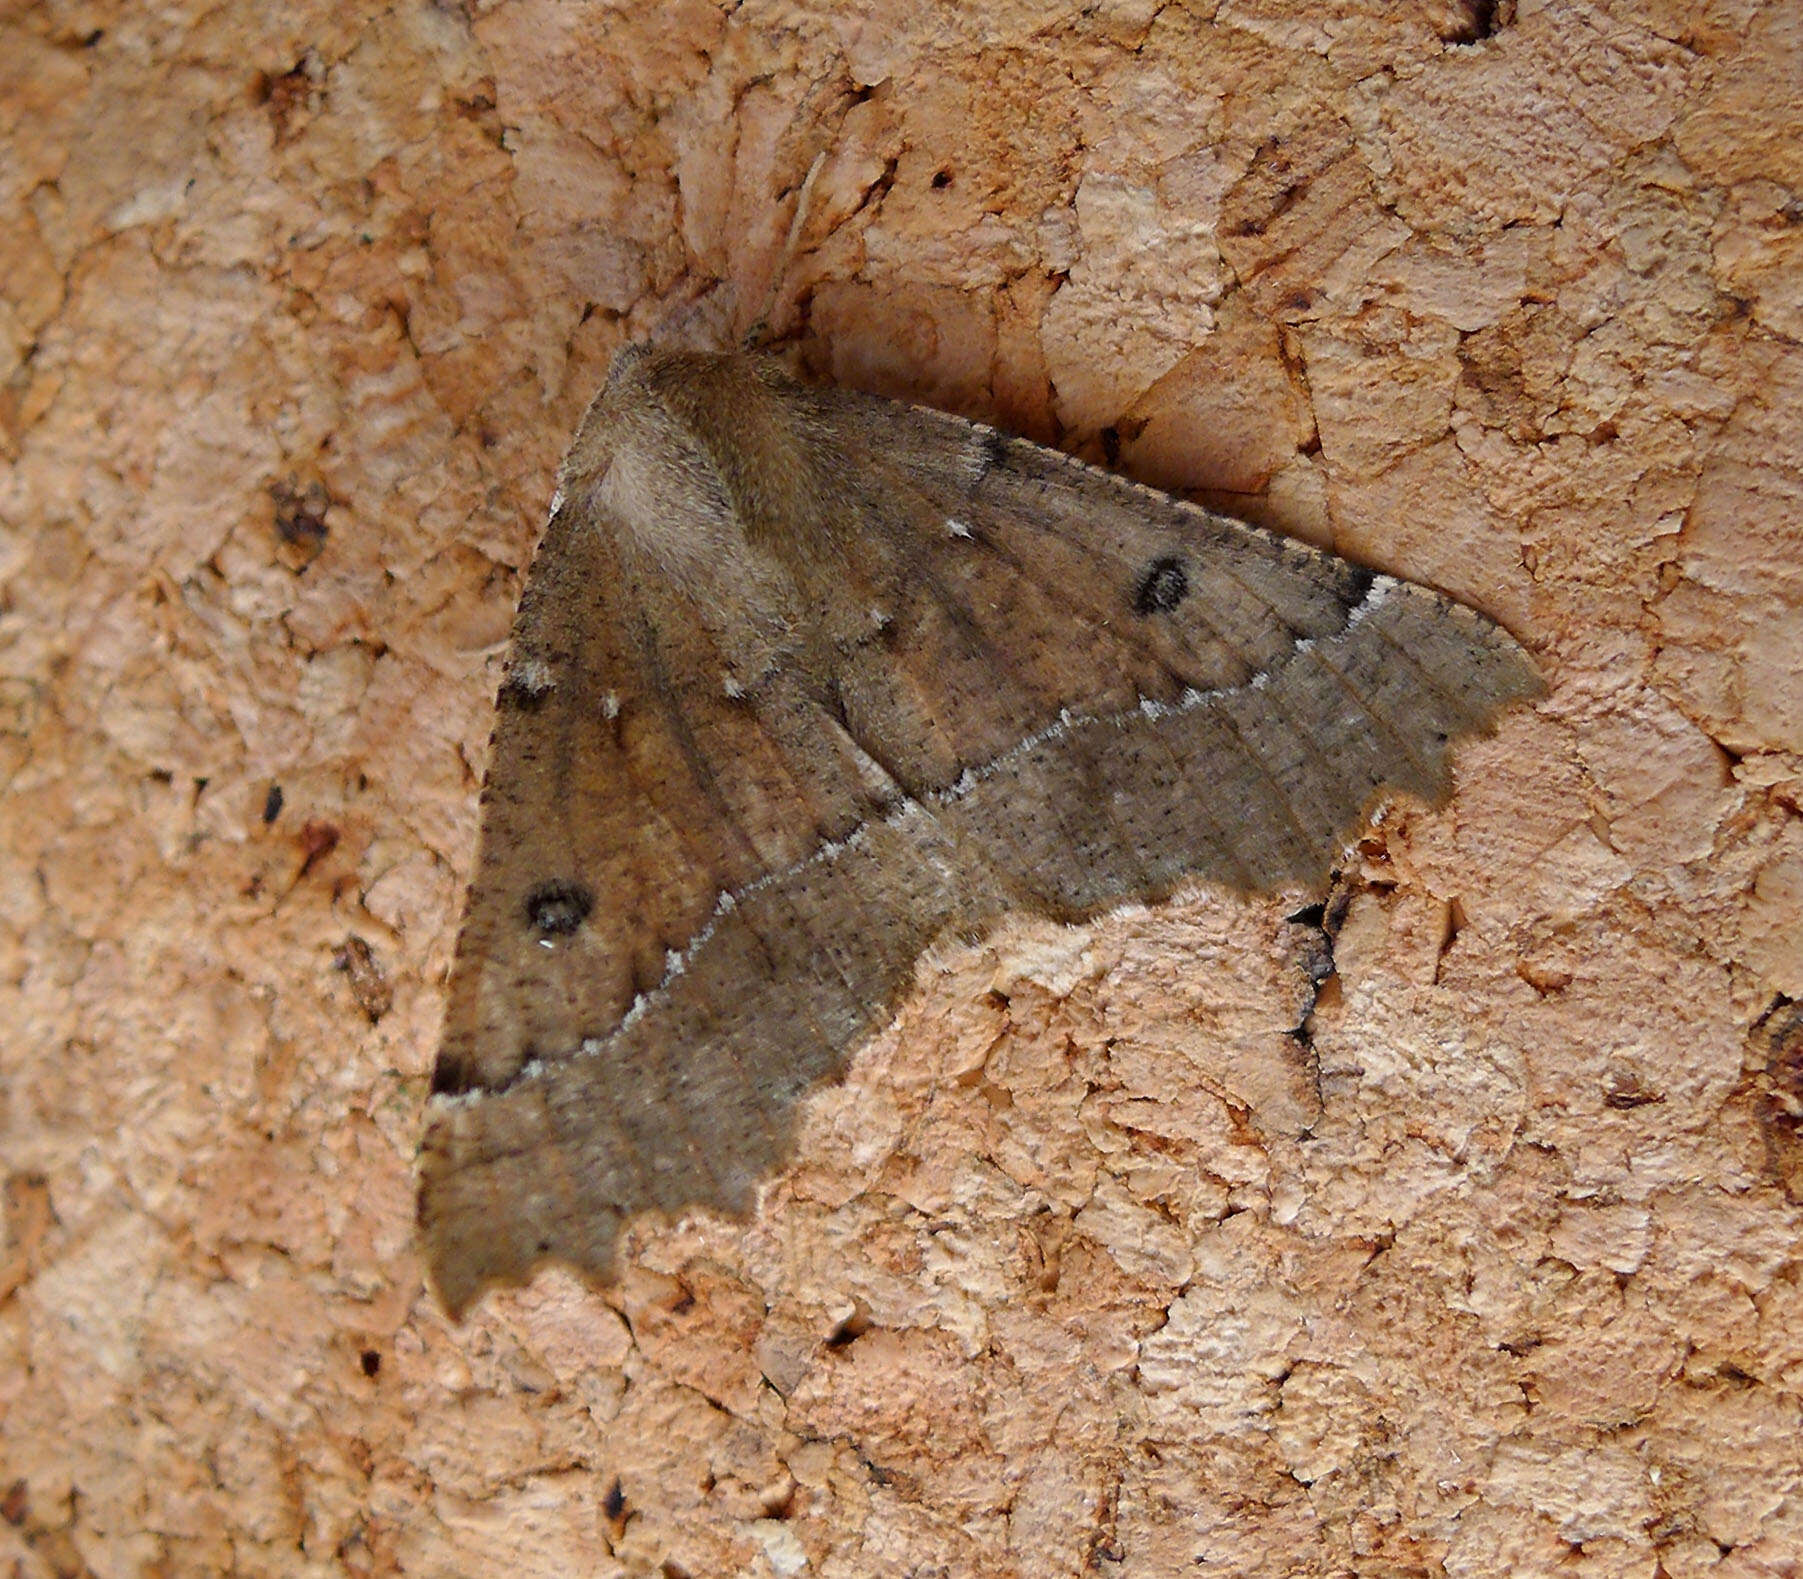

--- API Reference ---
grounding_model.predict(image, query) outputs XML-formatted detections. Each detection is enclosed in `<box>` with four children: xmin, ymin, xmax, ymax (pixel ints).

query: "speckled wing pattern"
<box><xmin>418</xmin><ymin>348</ymin><xmax>1541</xmax><ymax>1316</ymax></box>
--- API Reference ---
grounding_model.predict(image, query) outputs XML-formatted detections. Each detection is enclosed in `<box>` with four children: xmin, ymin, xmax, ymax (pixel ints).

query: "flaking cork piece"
<box><xmin>419</xmin><ymin>347</ymin><xmax>1541</xmax><ymax>1317</ymax></box>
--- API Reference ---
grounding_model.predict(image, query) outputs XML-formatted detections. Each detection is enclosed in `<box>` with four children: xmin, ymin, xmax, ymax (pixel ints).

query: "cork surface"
<box><xmin>2</xmin><ymin>1</ymin><xmax>1799</xmax><ymax>1575</ymax></box>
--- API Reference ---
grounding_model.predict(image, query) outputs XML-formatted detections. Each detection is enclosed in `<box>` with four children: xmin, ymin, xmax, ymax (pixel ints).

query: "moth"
<box><xmin>419</xmin><ymin>345</ymin><xmax>1541</xmax><ymax>1316</ymax></box>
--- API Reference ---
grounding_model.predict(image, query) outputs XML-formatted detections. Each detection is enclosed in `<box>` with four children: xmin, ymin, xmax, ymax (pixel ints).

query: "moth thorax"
<box><xmin>591</xmin><ymin>424</ymin><xmax>744</xmax><ymax>577</ymax></box>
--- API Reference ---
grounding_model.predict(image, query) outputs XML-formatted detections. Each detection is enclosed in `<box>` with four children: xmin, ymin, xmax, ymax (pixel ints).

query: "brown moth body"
<box><xmin>419</xmin><ymin>347</ymin><xmax>1542</xmax><ymax>1317</ymax></box>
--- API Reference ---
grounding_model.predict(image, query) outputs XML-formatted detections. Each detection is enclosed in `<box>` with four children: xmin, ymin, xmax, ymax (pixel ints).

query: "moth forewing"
<box><xmin>418</xmin><ymin>346</ymin><xmax>1542</xmax><ymax>1316</ymax></box>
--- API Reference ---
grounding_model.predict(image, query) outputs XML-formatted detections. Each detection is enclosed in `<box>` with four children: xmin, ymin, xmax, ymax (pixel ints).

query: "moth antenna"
<box><xmin>742</xmin><ymin>148</ymin><xmax>829</xmax><ymax>351</ymax></box>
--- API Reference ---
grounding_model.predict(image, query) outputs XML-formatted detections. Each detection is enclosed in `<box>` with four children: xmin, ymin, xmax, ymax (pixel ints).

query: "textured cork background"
<box><xmin>3</xmin><ymin>0</ymin><xmax>1800</xmax><ymax>1575</ymax></box>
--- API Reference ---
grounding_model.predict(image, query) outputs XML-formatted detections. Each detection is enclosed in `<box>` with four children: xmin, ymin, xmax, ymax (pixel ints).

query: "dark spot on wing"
<box><xmin>972</xmin><ymin>427</ymin><xmax>1008</xmax><ymax>481</ymax></box>
<box><xmin>525</xmin><ymin>878</ymin><xmax>594</xmax><ymax>937</ymax></box>
<box><xmin>431</xmin><ymin>1052</ymin><xmax>476</xmax><ymax>1097</ymax></box>
<box><xmin>1133</xmin><ymin>556</ymin><xmax>1190</xmax><ymax>616</ymax></box>
<box><xmin>262</xmin><ymin>783</ymin><xmax>284</xmax><ymax>823</ymax></box>
<box><xmin>1334</xmin><ymin>563</ymin><xmax>1376</xmax><ymax>612</ymax></box>
<box><xmin>498</xmin><ymin>666</ymin><xmax>554</xmax><ymax>711</ymax></box>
